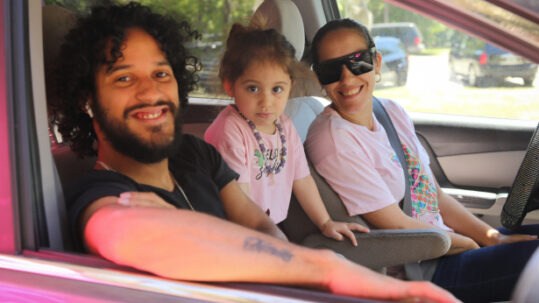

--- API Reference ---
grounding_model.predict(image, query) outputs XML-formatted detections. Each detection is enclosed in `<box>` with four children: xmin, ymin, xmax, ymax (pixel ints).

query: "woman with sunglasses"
<box><xmin>305</xmin><ymin>18</ymin><xmax>539</xmax><ymax>302</ymax></box>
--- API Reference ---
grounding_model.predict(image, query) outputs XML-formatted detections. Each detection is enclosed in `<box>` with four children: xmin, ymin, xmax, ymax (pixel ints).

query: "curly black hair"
<box><xmin>49</xmin><ymin>2</ymin><xmax>200</xmax><ymax>158</ymax></box>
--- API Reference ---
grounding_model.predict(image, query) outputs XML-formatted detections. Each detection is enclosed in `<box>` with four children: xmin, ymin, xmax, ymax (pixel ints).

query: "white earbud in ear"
<box><xmin>85</xmin><ymin>103</ymin><xmax>94</xmax><ymax>118</ymax></box>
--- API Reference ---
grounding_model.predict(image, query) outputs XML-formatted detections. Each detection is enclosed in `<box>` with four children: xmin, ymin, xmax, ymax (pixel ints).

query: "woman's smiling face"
<box><xmin>317</xmin><ymin>28</ymin><xmax>381</xmax><ymax>119</ymax></box>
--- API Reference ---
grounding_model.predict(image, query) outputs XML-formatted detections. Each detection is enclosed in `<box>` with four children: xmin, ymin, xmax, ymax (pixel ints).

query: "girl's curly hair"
<box><xmin>49</xmin><ymin>2</ymin><xmax>200</xmax><ymax>158</ymax></box>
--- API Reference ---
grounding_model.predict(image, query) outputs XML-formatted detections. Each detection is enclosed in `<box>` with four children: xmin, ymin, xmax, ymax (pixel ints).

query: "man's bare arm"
<box><xmin>83</xmin><ymin>203</ymin><xmax>458</xmax><ymax>302</ymax></box>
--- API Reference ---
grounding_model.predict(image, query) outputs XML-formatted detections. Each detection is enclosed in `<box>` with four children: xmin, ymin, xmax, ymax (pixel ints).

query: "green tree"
<box><xmin>44</xmin><ymin>0</ymin><xmax>257</xmax><ymax>44</ymax></box>
<box><xmin>338</xmin><ymin>0</ymin><xmax>456</xmax><ymax>48</ymax></box>
<box><xmin>366</xmin><ymin>1</ymin><xmax>455</xmax><ymax>48</ymax></box>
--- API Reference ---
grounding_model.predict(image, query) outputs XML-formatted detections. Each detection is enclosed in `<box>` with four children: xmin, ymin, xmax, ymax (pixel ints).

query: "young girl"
<box><xmin>204</xmin><ymin>23</ymin><xmax>368</xmax><ymax>246</ymax></box>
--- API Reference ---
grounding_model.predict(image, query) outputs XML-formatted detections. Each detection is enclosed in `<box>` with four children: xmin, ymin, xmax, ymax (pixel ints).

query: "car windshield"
<box><xmin>338</xmin><ymin>0</ymin><xmax>539</xmax><ymax>121</ymax></box>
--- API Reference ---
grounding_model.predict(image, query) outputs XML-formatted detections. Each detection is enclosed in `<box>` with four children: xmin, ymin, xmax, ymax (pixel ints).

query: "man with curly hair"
<box><xmin>50</xmin><ymin>3</ymin><xmax>457</xmax><ymax>302</ymax></box>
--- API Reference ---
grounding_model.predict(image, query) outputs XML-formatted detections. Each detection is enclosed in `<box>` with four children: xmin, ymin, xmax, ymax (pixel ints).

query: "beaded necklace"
<box><xmin>232</xmin><ymin>105</ymin><xmax>287</xmax><ymax>175</ymax></box>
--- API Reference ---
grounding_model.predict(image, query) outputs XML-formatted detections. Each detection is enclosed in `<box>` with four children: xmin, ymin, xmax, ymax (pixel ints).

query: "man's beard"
<box><xmin>94</xmin><ymin>100</ymin><xmax>183</xmax><ymax>164</ymax></box>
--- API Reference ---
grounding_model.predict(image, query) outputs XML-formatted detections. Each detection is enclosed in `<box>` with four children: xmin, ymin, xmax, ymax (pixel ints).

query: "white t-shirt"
<box><xmin>205</xmin><ymin>105</ymin><xmax>310</xmax><ymax>223</ymax></box>
<box><xmin>305</xmin><ymin>99</ymin><xmax>450</xmax><ymax>230</ymax></box>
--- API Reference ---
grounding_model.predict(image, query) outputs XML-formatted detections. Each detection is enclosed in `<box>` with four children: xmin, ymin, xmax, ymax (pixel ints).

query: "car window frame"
<box><xmin>0</xmin><ymin>0</ymin><xmax>17</xmax><ymax>254</ymax></box>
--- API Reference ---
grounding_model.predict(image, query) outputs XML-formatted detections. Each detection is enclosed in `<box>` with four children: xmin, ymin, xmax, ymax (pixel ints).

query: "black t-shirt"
<box><xmin>66</xmin><ymin>134</ymin><xmax>239</xmax><ymax>251</ymax></box>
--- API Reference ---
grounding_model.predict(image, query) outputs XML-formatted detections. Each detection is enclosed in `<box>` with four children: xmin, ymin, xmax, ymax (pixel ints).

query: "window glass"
<box><xmin>43</xmin><ymin>0</ymin><xmax>260</xmax><ymax>102</ymax></box>
<box><xmin>337</xmin><ymin>0</ymin><xmax>539</xmax><ymax>121</ymax></box>
<box><xmin>443</xmin><ymin>0</ymin><xmax>539</xmax><ymax>47</ymax></box>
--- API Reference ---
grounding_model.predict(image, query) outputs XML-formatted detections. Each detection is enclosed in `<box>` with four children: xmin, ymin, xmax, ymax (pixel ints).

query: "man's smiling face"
<box><xmin>92</xmin><ymin>27</ymin><xmax>182</xmax><ymax>163</ymax></box>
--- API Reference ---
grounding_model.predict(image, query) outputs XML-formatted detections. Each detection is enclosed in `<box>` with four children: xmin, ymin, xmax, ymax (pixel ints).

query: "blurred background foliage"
<box><xmin>43</xmin><ymin>0</ymin><xmax>258</xmax><ymax>44</ymax></box>
<box><xmin>339</xmin><ymin>0</ymin><xmax>457</xmax><ymax>48</ymax></box>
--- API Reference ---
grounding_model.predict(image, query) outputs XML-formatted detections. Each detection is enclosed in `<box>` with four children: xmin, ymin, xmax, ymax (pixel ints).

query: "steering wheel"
<box><xmin>501</xmin><ymin>123</ymin><xmax>539</xmax><ymax>230</ymax></box>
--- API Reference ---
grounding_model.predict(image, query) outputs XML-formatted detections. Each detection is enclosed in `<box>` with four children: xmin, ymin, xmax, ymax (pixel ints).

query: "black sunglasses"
<box><xmin>313</xmin><ymin>47</ymin><xmax>376</xmax><ymax>85</ymax></box>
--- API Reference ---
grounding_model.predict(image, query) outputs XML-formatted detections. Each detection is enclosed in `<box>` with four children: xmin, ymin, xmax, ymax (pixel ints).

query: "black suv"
<box><xmin>371</xmin><ymin>22</ymin><xmax>425</xmax><ymax>54</ymax></box>
<box><xmin>374</xmin><ymin>36</ymin><xmax>408</xmax><ymax>86</ymax></box>
<box><xmin>449</xmin><ymin>35</ymin><xmax>538</xmax><ymax>87</ymax></box>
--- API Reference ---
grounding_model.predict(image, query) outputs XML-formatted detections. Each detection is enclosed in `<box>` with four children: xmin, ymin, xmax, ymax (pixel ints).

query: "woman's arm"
<box><xmin>436</xmin><ymin>181</ymin><xmax>537</xmax><ymax>246</ymax></box>
<box><xmin>292</xmin><ymin>175</ymin><xmax>369</xmax><ymax>246</ymax></box>
<box><xmin>362</xmin><ymin>202</ymin><xmax>479</xmax><ymax>255</ymax></box>
<box><xmin>83</xmin><ymin>203</ymin><xmax>457</xmax><ymax>302</ymax></box>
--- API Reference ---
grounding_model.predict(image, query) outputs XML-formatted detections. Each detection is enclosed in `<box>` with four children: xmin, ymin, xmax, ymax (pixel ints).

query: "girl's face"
<box><xmin>224</xmin><ymin>60</ymin><xmax>292</xmax><ymax>134</ymax></box>
<box><xmin>317</xmin><ymin>28</ymin><xmax>381</xmax><ymax>117</ymax></box>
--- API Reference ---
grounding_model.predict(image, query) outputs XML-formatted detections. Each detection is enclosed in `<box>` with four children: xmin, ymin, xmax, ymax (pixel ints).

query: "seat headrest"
<box><xmin>43</xmin><ymin>5</ymin><xmax>76</xmax><ymax>104</ymax></box>
<box><xmin>42</xmin><ymin>5</ymin><xmax>76</xmax><ymax>76</ymax></box>
<box><xmin>250</xmin><ymin>0</ymin><xmax>305</xmax><ymax>61</ymax></box>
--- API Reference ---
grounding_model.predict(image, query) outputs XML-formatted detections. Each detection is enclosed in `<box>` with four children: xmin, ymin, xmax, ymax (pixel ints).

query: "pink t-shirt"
<box><xmin>305</xmin><ymin>99</ymin><xmax>450</xmax><ymax>230</ymax></box>
<box><xmin>205</xmin><ymin>105</ymin><xmax>310</xmax><ymax>223</ymax></box>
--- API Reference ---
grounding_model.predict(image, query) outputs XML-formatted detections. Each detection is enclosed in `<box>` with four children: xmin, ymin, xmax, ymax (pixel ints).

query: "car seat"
<box><xmin>254</xmin><ymin>0</ymin><xmax>450</xmax><ymax>274</ymax></box>
<box><xmin>42</xmin><ymin>4</ymin><xmax>81</xmax><ymax>251</ymax></box>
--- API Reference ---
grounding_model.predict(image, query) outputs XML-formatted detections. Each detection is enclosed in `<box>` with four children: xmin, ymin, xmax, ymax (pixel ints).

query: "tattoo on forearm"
<box><xmin>243</xmin><ymin>237</ymin><xmax>293</xmax><ymax>262</ymax></box>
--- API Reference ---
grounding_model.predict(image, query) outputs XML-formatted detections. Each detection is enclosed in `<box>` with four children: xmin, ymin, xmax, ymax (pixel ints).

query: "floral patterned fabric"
<box><xmin>402</xmin><ymin>142</ymin><xmax>441</xmax><ymax>226</ymax></box>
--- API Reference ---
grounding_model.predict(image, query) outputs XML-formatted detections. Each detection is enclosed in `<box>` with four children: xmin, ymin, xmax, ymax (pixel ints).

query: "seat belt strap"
<box><xmin>372</xmin><ymin>97</ymin><xmax>412</xmax><ymax>216</ymax></box>
<box><xmin>373</xmin><ymin>97</ymin><xmax>423</xmax><ymax>281</ymax></box>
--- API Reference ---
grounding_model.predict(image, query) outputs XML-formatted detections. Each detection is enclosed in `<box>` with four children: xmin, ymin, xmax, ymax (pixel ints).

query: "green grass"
<box><xmin>374</xmin><ymin>85</ymin><xmax>539</xmax><ymax>120</ymax></box>
<box><xmin>416</xmin><ymin>48</ymin><xmax>449</xmax><ymax>56</ymax></box>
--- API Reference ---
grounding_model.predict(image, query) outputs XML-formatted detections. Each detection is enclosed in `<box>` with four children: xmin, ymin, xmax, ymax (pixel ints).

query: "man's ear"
<box><xmin>82</xmin><ymin>98</ymin><xmax>94</xmax><ymax>118</ymax></box>
<box><xmin>223</xmin><ymin>80</ymin><xmax>234</xmax><ymax>97</ymax></box>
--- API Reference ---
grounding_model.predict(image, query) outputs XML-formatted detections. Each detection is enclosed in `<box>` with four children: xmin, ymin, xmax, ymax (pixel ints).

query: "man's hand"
<box><xmin>117</xmin><ymin>192</ymin><xmax>175</xmax><ymax>209</ymax></box>
<box><xmin>324</xmin><ymin>253</ymin><xmax>461</xmax><ymax>303</ymax></box>
<box><xmin>320</xmin><ymin>220</ymin><xmax>369</xmax><ymax>246</ymax></box>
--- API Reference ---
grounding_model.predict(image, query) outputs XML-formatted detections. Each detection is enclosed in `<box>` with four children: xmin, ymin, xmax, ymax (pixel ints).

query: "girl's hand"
<box><xmin>485</xmin><ymin>229</ymin><xmax>537</xmax><ymax>246</ymax></box>
<box><xmin>321</xmin><ymin>220</ymin><xmax>370</xmax><ymax>247</ymax></box>
<box><xmin>117</xmin><ymin>192</ymin><xmax>175</xmax><ymax>209</ymax></box>
<box><xmin>446</xmin><ymin>233</ymin><xmax>479</xmax><ymax>255</ymax></box>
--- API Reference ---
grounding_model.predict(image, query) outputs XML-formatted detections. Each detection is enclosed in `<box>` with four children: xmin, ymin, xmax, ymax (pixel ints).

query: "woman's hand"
<box><xmin>446</xmin><ymin>233</ymin><xmax>480</xmax><ymax>255</ymax></box>
<box><xmin>321</xmin><ymin>219</ymin><xmax>370</xmax><ymax>247</ymax></box>
<box><xmin>117</xmin><ymin>192</ymin><xmax>175</xmax><ymax>209</ymax></box>
<box><xmin>484</xmin><ymin>229</ymin><xmax>537</xmax><ymax>246</ymax></box>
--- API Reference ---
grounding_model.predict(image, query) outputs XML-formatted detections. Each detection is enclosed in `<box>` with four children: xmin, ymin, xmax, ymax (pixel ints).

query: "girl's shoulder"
<box><xmin>204</xmin><ymin>105</ymin><xmax>246</xmax><ymax>143</ymax></box>
<box><xmin>278</xmin><ymin>112</ymin><xmax>294</xmax><ymax>128</ymax></box>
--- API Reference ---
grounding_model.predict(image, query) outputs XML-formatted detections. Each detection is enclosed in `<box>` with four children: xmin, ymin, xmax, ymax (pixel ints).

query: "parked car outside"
<box><xmin>371</xmin><ymin>22</ymin><xmax>425</xmax><ymax>54</ymax></box>
<box><xmin>374</xmin><ymin>36</ymin><xmax>408</xmax><ymax>86</ymax></box>
<box><xmin>449</xmin><ymin>35</ymin><xmax>538</xmax><ymax>87</ymax></box>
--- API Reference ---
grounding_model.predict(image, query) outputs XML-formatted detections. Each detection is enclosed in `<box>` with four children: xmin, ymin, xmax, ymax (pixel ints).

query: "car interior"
<box><xmin>42</xmin><ymin>0</ymin><xmax>451</xmax><ymax>275</ymax></box>
<box><xmin>3</xmin><ymin>0</ymin><xmax>539</xmax><ymax>301</ymax></box>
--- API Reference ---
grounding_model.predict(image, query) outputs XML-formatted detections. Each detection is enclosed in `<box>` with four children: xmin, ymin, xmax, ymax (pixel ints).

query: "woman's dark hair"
<box><xmin>310</xmin><ymin>18</ymin><xmax>375</xmax><ymax>64</ymax></box>
<box><xmin>219</xmin><ymin>22</ymin><xmax>296</xmax><ymax>84</ymax></box>
<box><xmin>49</xmin><ymin>2</ymin><xmax>200</xmax><ymax>158</ymax></box>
